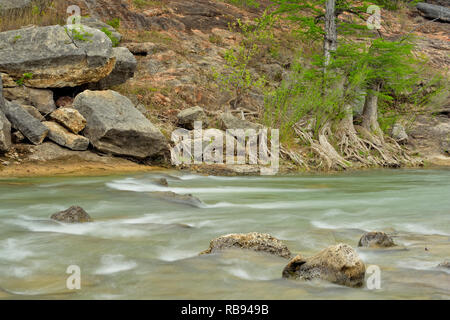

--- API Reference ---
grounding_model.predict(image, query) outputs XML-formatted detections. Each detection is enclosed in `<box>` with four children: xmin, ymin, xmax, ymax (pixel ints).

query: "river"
<box><xmin>0</xmin><ymin>168</ymin><xmax>449</xmax><ymax>299</ymax></box>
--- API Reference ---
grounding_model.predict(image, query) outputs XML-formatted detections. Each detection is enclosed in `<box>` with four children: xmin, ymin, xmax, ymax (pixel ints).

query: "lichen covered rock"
<box><xmin>200</xmin><ymin>232</ymin><xmax>292</xmax><ymax>259</ymax></box>
<box><xmin>282</xmin><ymin>243</ymin><xmax>366</xmax><ymax>287</ymax></box>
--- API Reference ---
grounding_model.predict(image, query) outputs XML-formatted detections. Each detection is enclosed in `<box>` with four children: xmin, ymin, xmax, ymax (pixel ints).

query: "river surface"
<box><xmin>0</xmin><ymin>169</ymin><xmax>449</xmax><ymax>299</ymax></box>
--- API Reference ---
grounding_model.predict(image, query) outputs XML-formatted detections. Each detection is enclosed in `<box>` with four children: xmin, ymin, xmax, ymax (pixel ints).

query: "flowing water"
<box><xmin>0</xmin><ymin>169</ymin><xmax>449</xmax><ymax>299</ymax></box>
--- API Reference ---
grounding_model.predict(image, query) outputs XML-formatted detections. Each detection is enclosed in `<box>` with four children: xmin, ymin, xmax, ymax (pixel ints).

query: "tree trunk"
<box><xmin>324</xmin><ymin>0</ymin><xmax>337</xmax><ymax>67</ymax></box>
<box><xmin>362</xmin><ymin>83</ymin><xmax>382</xmax><ymax>135</ymax></box>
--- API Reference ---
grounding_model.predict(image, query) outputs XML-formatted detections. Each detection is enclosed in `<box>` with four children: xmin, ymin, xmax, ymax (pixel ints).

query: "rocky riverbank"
<box><xmin>0</xmin><ymin>0</ymin><xmax>449</xmax><ymax>177</ymax></box>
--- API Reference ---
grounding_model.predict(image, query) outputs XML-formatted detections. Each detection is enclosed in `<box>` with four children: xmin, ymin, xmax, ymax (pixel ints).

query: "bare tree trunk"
<box><xmin>324</xmin><ymin>0</ymin><xmax>337</xmax><ymax>67</ymax></box>
<box><xmin>362</xmin><ymin>83</ymin><xmax>382</xmax><ymax>135</ymax></box>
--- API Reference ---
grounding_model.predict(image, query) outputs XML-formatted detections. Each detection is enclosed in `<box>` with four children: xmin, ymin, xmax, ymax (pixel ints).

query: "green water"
<box><xmin>0</xmin><ymin>169</ymin><xmax>449</xmax><ymax>299</ymax></box>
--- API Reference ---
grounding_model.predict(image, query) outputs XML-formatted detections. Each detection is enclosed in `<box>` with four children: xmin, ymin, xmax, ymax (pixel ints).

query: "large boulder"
<box><xmin>358</xmin><ymin>231</ymin><xmax>396</xmax><ymax>248</ymax></box>
<box><xmin>416</xmin><ymin>3</ymin><xmax>450</xmax><ymax>22</ymax></box>
<box><xmin>42</xmin><ymin>121</ymin><xmax>90</xmax><ymax>151</ymax></box>
<box><xmin>50</xmin><ymin>206</ymin><xmax>92</xmax><ymax>223</ymax></box>
<box><xmin>282</xmin><ymin>243</ymin><xmax>366</xmax><ymax>287</ymax></box>
<box><xmin>0</xmin><ymin>100</ymin><xmax>48</xmax><ymax>145</ymax></box>
<box><xmin>200</xmin><ymin>232</ymin><xmax>292</xmax><ymax>259</ymax></box>
<box><xmin>2</xmin><ymin>86</ymin><xmax>56</xmax><ymax>114</ymax></box>
<box><xmin>49</xmin><ymin>108</ymin><xmax>86</xmax><ymax>134</ymax></box>
<box><xmin>0</xmin><ymin>25</ymin><xmax>115</xmax><ymax>88</ymax></box>
<box><xmin>73</xmin><ymin>90</ymin><xmax>168</xmax><ymax>159</ymax></box>
<box><xmin>177</xmin><ymin>106</ymin><xmax>208</xmax><ymax>130</ymax></box>
<box><xmin>90</xmin><ymin>47</ymin><xmax>136</xmax><ymax>89</ymax></box>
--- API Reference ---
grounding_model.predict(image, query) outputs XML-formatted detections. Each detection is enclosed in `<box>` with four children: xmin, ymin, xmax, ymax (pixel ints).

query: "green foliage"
<box><xmin>213</xmin><ymin>12</ymin><xmax>277</xmax><ymax>107</ymax></box>
<box><xmin>15</xmin><ymin>72</ymin><xmax>33</xmax><ymax>86</ymax></box>
<box><xmin>106</xmin><ymin>18</ymin><xmax>120</xmax><ymax>30</ymax></box>
<box><xmin>65</xmin><ymin>26</ymin><xmax>93</xmax><ymax>42</ymax></box>
<box><xmin>100</xmin><ymin>27</ymin><xmax>119</xmax><ymax>47</ymax></box>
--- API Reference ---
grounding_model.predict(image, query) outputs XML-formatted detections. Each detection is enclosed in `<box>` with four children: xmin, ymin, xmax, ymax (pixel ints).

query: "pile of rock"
<box><xmin>0</xmin><ymin>24</ymin><xmax>168</xmax><ymax>160</ymax></box>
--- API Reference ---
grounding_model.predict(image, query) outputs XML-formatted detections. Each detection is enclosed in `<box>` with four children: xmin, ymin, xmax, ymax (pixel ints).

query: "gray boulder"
<box><xmin>73</xmin><ymin>90</ymin><xmax>168</xmax><ymax>159</ymax></box>
<box><xmin>21</xmin><ymin>105</ymin><xmax>44</xmax><ymax>121</ymax></box>
<box><xmin>416</xmin><ymin>3</ymin><xmax>450</xmax><ymax>22</ymax></box>
<box><xmin>0</xmin><ymin>100</ymin><xmax>48</xmax><ymax>144</ymax></box>
<box><xmin>0</xmin><ymin>25</ymin><xmax>114</xmax><ymax>88</ymax></box>
<box><xmin>90</xmin><ymin>47</ymin><xmax>136</xmax><ymax>89</ymax></box>
<box><xmin>3</xmin><ymin>86</ymin><xmax>56</xmax><ymax>114</ymax></box>
<box><xmin>51</xmin><ymin>206</ymin><xmax>92</xmax><ymax>223</ymax></box>
<box><xmin>358</xmin><ymin>231</ymin><xmax>396</xmax><ymax>248</ymax></box>
<box><xmin>177</xmin><ymin>106</ymin><xmax>208</xmax><ymax>129</ymax></box>
<box><xmin>0</xmin><ymin>110</ymin><xmax>11</xmax><ymax>152</ymax></box>
<box><xmin>42</xmin><ymin>121</ymin><xmax>89</xmax><ymax>151</ymax></box>
<box><xmin>200</xmin><ymin>232</ymin><xmax>292</xmax><ymax>259</ymax></box>
<box><xmin>282</xmin><ymin>243</ymin><xmax>366</xmax><ymax>287</ymax></box>
<box><xmin>219</xmin><ymin>112</ymin><xmax>263</xmax><ymax>131</ymax></box>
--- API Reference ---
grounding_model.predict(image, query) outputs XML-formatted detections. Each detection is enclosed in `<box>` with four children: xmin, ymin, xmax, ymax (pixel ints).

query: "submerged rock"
<box><xmin>358</xmin><ymin>231</ymin><xmax>396</xmax><ymax>248</ymax></box>
<box><xmin>282</xmin><ymin>243</ymin><xmax>366</xmax><ymax>287</ymax></box>
<box><xmin>1</xmin><ymin>100</ymin><xmax>48</xmax><ymax>145</ymax></box>
<box><xmin>200</xmin><ymin>232</ymin><xmax>292</xmax><ymax>259</ymax></box>
<box><xmin>73</xmin><ymin>90</ymin><xmax>168</xmax><ymax>159</ymax></box>
<box><xmin>51</xmin><ymin>206</ymin><xmax>92</xmax><ymax>223</ymax></box>
<box><xmin>150</xmin><ymin>191</ymin><xmax>203</xmax><ymax>207</ymax></box>
<box><xmin>437</xmin><ymin>260</ymin><xmax>450</xmax><ymax>269</ymax></box>
<box><xmin>153</xmin><ymin>177</ymin><xmax>169</xmax><ymax>187</ymax></box>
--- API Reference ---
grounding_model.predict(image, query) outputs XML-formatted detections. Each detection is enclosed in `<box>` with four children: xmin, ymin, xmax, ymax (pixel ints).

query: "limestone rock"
<box><xmin>90</xmin><ymin>47</ymin><xmax>136</xmax><ymax>89</ymax></box>
<box><xmin>219</xmin><ymin>112</ymin><xmax>263</xmax><ymax>131</ymax></box>
<box><xmin>0</xmin><ymin>25</ymin><xmax>114</xmax><ymax>88</ymax></box>
<box><xmin>73</xmin><ymin>90</ymin><xmax>168</xmax><ymax>159</ymax></box>
<box><xmin>50</xmin><ymin>108</ymin><xmax>86</xmax><ymax>134</ymax></box>
<box><xmin>200</xmin><ymin>232</ymin><xmax>292</xmax><ymax>259</ymax></box>
<box><xmin>43</xmin><ymin>121</ymin><xmax>89</xmax><ymax>151</ymax></box>
<box><xmin>150</xmin><ymin>191</ymin><xmax>203</xmax><ymax>207</ymax></box>
<box><xmin>177</xmin><ymin>106</ymin><xmax>208</xmax><ymax>130</ymax></box>
<box><xmin>282</xmin><ymin>243</ymin><xmax>366</xmax><ymax>287</ymax></box>
<box><xmin>3</xmin><ymin>87</ymin><xmax>56</xmax><ymax>114</ymax></box>
<box><xmin>50</xmin><ymin>206</ymin><xmax>92</xmax><ymax>223</ymax></box>
<box><xmin>0</xmin><ymin>100</ymin><xmax>48</xmax><ymax>145</ymax></box>
<box><xmin>358</xmin><ymin>231</ymin><xmax>396</xmax><ymax>248</ymax></box>
<box><xmin>416</xmin><ymin>3</ymin><xmax>450</xmax><ymax>22</ymax></box>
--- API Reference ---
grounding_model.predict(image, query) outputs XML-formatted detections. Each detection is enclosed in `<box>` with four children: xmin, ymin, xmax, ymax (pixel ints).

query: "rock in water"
<box><xmin>437</xmin><ymin>260</ymin><xmax>450</xmax><ymax>269</ymax></box>
<box><xmin>0</xmin><ymin>25</ymin><xmax>114</xmax><ymax>88</ymax></box>
<box><xmin>49</xmin><ymin>108</ymin><xmax>86</xmax><ymax>134</ymax></box>
<box><xmin>416</xmin><ymin>3</ymin><xmax>450</xmax><ymax>22</ymax></box>
<box><xmin>73</xmin><ymin>90</ymin><xmax>168</xmax><ymax>159</ymax></box>
<box><xmin>282</xmin><ymin>243</ymin><xmax>366</xmax><ymax>287</ymax></box>
<box><xmin>90</xmin><ymin>47</ymin><xmax>137</xmax><ymax>89</ymax></box>
<box><xmin>3</xmin><ymin>87</ymin><xmax>56</xmax><ymax>114</ymax></box>
<box><xmin>51</xmin><ymin>206</ymin><xmax>92</xmax><ymax>223</ymax></box>
<box><xmin>177</xmin><ymin>106</ymin><xmax>208</xmax><ymax>129</ymax></box>
<box><xmin>150</xmin><ymin>191</ymin><xmax>203</xmax><ymax>207</ymax></box>
<box><xmin>358</xmin><ymin>231</ymin><xmax>396</xmax><ymax>248</ymax></box>
<box><xmin>200</xmin><ymin>232</ymin><xmax>292</xmax><ymax>259</ymax></box>
<box><xmin>153</xmin><ymin>178</ymin><xmax>169</xmax><ymax>187</ymax></box>
<box><xmin>0</xmin><ymin>100</ymin><xmax>48</xmax><ymax>145</ymax></box>
<box><xmin>42</xmin><ymin>121</ymin><xmax>90</xmax><ymax>151</ymax></box>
